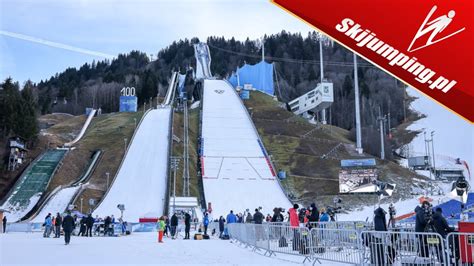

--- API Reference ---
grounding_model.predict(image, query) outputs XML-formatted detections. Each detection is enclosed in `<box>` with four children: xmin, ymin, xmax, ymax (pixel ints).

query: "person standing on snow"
<box><xmin>203</xmin><ymin>213</ymin><xmax>209</xmax><ymax>235</ymax></box>
<box><xmin>2</xmin><ymin>215</ymin><xmax>7</xmax><ymax>233</ymax></box>
<box><xmin>86</xmin><ymin>214</ymin><xmax>94</xmax><ymax>237</ymax></box>
<box><xmin>184</xmin><ymin>212</ymin><xmax>191</xmax><ymax>239</ymax></box>
<box><xmin>218</xmin><ymin>216</ymin><xmax>225</xmax><ymax>238</ymax></box>
<box><xmin>157</xmin><ymin>216</ymin><xmax>166</xmax><ymax>243</ymax></box>
<box><xmin>374</xmin><ymin>207</ymin><xmax>388</xmax><ymax>231</ymax></box>
<box><xmin>62</xmin><ymin>211</ymin><xmax>75</xmax><ymax>245</ymax></box>
<box><xmin>170</xmin><ymin>213</ymin><xmax>178</xmax><ymax>239</ymax></box>
<box><xmin>54</xmin><ymin>213</ymin><xmax>62</xmax><ymax>238</ymax></box>
<box><xmin>43</xmin><ymin>213</ymin><xmax>53</xmax><ymax>238</ymax></box>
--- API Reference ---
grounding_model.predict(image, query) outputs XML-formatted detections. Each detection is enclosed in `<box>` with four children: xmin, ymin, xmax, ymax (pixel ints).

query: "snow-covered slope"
<box><xmin>31</xmin><ymin>186</ymin><xmax>80</xmax><ymax>222</ymax></box>
<box><xmin>201</xmin><ymin>79</ymin><xmax>291</xmax><ymax>217</ymax></box>
<box><xmin>406</xmin><ymin>87</ymin><xmax>473</xmax><ymax>178</ymax></box>
<box><xmin>94</xmin><ymin>108</ymin><xmax>171</xmax><ymax>222</ymax></box>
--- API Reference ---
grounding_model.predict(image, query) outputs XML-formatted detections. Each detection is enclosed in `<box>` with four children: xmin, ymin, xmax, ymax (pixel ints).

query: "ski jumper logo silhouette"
<box><xmin>408</xmin><ymin>5</ymin><xmax>465</xmax><ymax>52</ymax></box>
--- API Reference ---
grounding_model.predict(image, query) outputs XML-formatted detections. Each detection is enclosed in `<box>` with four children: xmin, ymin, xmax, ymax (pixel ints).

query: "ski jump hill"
<box><xmin>93</xmin><ymin>108</ymin><xmax>171</xmax><ymax>222</ymax></box>
<box><xmin>195</xmin><ymin>43</ymin><xmax>291</xmax><ymax>217</ymax></box>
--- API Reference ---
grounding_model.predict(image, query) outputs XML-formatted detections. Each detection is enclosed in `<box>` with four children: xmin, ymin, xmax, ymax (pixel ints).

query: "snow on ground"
<box><xmin>32</xmin><ymin>186</ymin><xmax>80</xmax><ymax>222</ymax></box>
<box><xmin>202</xmin><ymin>80</ymin><xmax>291</xmax><ymax>218</ymax></box>
<box><xmin>94</xmin><ymin>108</ymin><xmax>171</xmax><ymax>222</ymax></box>
<box><xmin>406</xmin><ymin>87</ymin><xmax>473</xmax><ymax>177</ymax></box>
<box><xmin>0</xmin><ymin>232</ymin><xmax>348</xmax><ymax>265</ymax></box>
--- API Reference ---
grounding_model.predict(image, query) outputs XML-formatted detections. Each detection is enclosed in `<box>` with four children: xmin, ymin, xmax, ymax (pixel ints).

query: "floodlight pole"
<box><xmin>431</xmin><ymin>131</ymin><xmax>436</xmax><ymax>178</ymax></box>
<box><xmin>353</xmin><ymin>54</ymin><xmax>363</xmax><ymax>154</ymax></box>
<box><xmin>377</xmin><ymin>107</ymin><xmax>386</xmax><ymax>160</ymax></box>
<box><xmin>319</xmin><ymin>39</ymin><xmax>327</xmax><ymax>125</ymax></box>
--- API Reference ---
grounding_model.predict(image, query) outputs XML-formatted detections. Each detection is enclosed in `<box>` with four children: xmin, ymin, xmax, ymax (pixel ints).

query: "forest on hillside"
<box><xmin>2</xmin><ymin>31</ymin><xmax>412</xmax><ymax>157</ymax></box>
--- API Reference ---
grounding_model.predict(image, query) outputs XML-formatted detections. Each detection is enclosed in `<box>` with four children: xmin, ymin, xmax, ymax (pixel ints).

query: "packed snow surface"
<box><xmin>201</xmin><ymin>80</ymin><xmax>291</xmax><ymax>218</ymax></box>
<box><xmin>406</xmin><ymin>87</ymin><xmax>473</xmax><ymax>177</ymax></box>
<box><xmin>0</xmin><ymin>232</ymin><xmax>353</xmax><ymax>265</ymax></box>
<box><xmin>32</xmin><ymin>186</ymin><xmax>80</xmax><ymax>222</ymax></box>
<box><xmin>93</xmin><ymin>108</ymin><xmax>171</xmax><ymax>222</ymax></box>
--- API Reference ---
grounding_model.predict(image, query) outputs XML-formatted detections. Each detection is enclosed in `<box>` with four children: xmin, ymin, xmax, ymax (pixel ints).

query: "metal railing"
<box><xmin>227</xmin><ymin>222</ymin><xmax>469</xmax><ymax>265</ymax></box>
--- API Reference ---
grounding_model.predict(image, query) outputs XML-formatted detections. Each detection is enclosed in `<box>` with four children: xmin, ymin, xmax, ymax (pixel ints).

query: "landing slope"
<box><xmin>94</xmin><ymin>108</ymin><xmax>171</xmax><ymax>221</ymax></box>
<box><xmin>201</xmin><ymin>80</ymin><xmax>291</xmax><ymax>217</ymax></box>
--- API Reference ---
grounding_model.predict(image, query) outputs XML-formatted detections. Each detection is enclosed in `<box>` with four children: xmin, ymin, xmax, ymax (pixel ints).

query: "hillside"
<box><xmin>243</xmin><ymin>91</ymin><xmax>429</xmax><ymax>209</ymax></box>
<box><xmin>0</xmin><ymin>113</ymin><xmax>83</xmax><ymax>201</ymax></box>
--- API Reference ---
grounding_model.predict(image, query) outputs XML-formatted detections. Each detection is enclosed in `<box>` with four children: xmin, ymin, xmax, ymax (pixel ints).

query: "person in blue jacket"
<box><xmin>43</xmin><ymin>213</ymin><xmax>53</xmax><ymax>238</ymax></box>
<box><xmin>319</xmin><ymin>208</ymin><xmax>330</xmax><ymax>222</ymax></box>
<box><xmin>226</xmin><ymin>210</ymin><xmax>237</xmax><ymax>224</ymax></box>
<box><xmin>203</xmin><ymin>213</ymin><xmax>209</xmax><ymax>235</ymax></box>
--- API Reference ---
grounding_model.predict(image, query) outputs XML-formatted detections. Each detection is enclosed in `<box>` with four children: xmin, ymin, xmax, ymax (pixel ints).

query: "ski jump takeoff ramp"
<box><xmin>201</xmin><ymin>80</ymin><xmax>291</xmax><ymax>217</ymax></box>
<box><xmin>94</xmin><ymin>108</ymin><xmax>171</xmax><ymax>222</ymax></box>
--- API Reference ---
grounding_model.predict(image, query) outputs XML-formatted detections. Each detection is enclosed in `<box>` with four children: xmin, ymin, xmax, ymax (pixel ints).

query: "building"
<box><xmin>287</xmin><ymin>81</ymin><xmax>334</xmax><ymax>116</ymax></box>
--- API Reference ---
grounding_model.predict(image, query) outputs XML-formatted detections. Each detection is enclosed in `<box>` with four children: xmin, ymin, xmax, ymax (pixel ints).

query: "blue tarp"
<box><xmin>228</xmin><ymin>61</ymin><xmax>274</xmax><ymax>95</ymax></box>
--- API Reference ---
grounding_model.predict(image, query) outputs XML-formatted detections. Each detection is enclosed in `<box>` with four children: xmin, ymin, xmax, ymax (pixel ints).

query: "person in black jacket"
<box><xmin>170</xmin><ymin>213</ymin><xmax>178</xmax><ymax>239</ymax></box>
<box><xmin>374</xmin><ymin>207</ymin><xmax>388</xmax><ymax>231</ymax></box>
<box><xmin>62</xmin><ymin>211</ymin><xmax>75</xmax><ymax>245</ymax></box>
<box><xmin>271</xmin><ymin>208</ymin><xmax>284</xmax><ymax>223</ymax></box>
<box><xmin>104</xmin><ymin>216</ymin><xmax>111</xmax><ymax>236</ymax></box>
<box><xmin>85</xmin><ymin>214</ymin><xmax>94</xmax><ymax>237</ymax></box>
<box><xmin>433</xmin><ymin>208</ymin><xmax>454</xmax><ymax>238</ymax></box>
<box><xmin>415</xmin><ymin>201</ymin><xmax>432</xmax><ymax>258</ymax></box>
<box><xmin>218</xmin><ymin>216</ymin><xmax>225</xmax><ymax>238</ymax></box>
<box><xmin>307</xmin><ymin>203</ymin><xmax>319</xmax><ymax>229</ymax></box>
<box><xmin>79</xmin><ymin>216</ymin><xmax>87</xmax><ymax>236</ymax></box>
<box><xmin>54</xmin><ymin>213</ymin><xmax>62</xmax><ymax>238</ymax></box>
<box><xmin>184</xmin><ymin>212</ymin><xmax>191</xmax><ymax>239</ymax></box>
<box><xmin>253</xmin><ymin>209</ymin><xmax>264</xmax><ymax>224</ymax></box>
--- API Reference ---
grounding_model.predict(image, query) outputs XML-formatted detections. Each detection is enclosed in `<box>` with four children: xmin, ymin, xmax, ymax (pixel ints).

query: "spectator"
<box><xmin>170</xmin><ymin>213</ymin><xmax>178</xmax><ymax>239</ymax></box>
<box><xmin>184</xmin><ymin>212</ymin><xmax>191</xmax><ymax>239</ymax></box>
<box><xmin>2</xmin><ymin>215</ymin><xmax>6</xmax><ymax>233</ymax></box>
<box><xmin>271</xmin><ymin>208</ymin><xmax>284</xmax><ymax>223</ymax></box>
<box><xmin>43</xmin><ymin>213</ymin><xmax>53</xmax><ymax>238</ymax></box>
<box><xmin>226</xmin><ymin>210</ymin><xmax>237</xmax><ymax>224</ymax></box>
<box><xmin>157</xmin><ymin>216</ymin><xmax>165</xmax><ymax>243</ymax></box>
<box><xmin>79</xmin><ymin>216</ymin><xmax>87</xmax><ymax>236</ymax></box>
<box><xmin>374</xmin><ymin>207</ymin><xmax>388</xmax><ymax>231</ymax></box>
<box><xmin>433</xmin><ymin>208</ymin><xmax>454</xmax><ymax>238</ymax></box>
<box><xmin>203</xmin><ymin>213</ymin><xmax>209</xmax><ymax>235</ymax></box>
<box><xmin>218</xmin><ymin>216</ymin><xmax>225</xmax><ymax>238</ymax></box>
<box><xmin>86</xmin><ymin>214</ymin><xmax>94</xmax><ymax>237</ymax></box>
<box><xmin>319</xmin><ymin>208</ymin><xmax>330</xmax><ymax>222</ymax></box>
<box><xmin>54</xmin><ymin>213</ymin><xmax>62</xmax><ymax>238</ymax></box>
<box><xmin>245</xmin><ymin>212</ymin><xmax>253</xmax><ymax>223</ymax></box>
<box><xmin>62</xmin><ymin>211</ymin><xmax>75</xmax><ymax>245</ymax></box>
<box><xmin>253</xmin><ymin>208</ymin><xmax>264</xmax><ymax>224</ymax></box>
<box><xmin>289</xmin><ymin>204</ymin><xmax>299</xmax><ymax>227</ymax></box>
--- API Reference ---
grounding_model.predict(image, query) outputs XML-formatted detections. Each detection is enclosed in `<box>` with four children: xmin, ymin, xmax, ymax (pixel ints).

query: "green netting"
<box><xmin>7</xmin><ymin>149</ymin><xmax>66</xmax><ymax>207</ymax></box>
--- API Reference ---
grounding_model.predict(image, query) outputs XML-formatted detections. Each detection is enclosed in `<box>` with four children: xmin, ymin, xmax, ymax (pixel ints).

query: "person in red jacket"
<box><xmin>289</xmin><ymin>204</ymin><xmax>299</xmax><ymax>227</ymax></box>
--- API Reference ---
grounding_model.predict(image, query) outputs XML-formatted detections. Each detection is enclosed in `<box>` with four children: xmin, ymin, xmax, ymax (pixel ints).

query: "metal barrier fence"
<box><xmin>310</xmin><ymin>228</ymin><xmax>362</xmax><ymax>264</ymax></box>
<box><xmin>446</xmin><ymin>232</ymin><xmax>474</xmax><ymax>265</ymax></box>
<box><xmin>227</xmin><ymin>223</ymin><xmax>466</xmax><ymax>265</ymax></box>
<box><xmin>360</xmin><ymin>230</ymin><xmax>446</xmax><ymax>265</ymax></box>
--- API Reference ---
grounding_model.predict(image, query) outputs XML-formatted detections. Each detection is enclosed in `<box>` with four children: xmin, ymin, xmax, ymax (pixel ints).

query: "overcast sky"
<box><xmin>0</xmin><ymin>0</ymin><xmax>313</xmax><ymax>84</ymax></box>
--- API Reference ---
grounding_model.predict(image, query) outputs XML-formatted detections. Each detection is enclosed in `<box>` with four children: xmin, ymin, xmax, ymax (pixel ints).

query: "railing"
<box><xmin>227</xmin><ymin>223</ymin><xmax>472</xmax><ymax>265</ymax></box>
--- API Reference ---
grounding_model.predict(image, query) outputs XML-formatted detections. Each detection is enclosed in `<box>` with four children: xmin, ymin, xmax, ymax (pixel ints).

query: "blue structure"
<box><xmin>119</xmin><ymin>96</ymin><xmax>137</xmax><ymax>112</ymax></box>
<box><xmin>228</xmin><ymin>61</ymin><xmax>274</xmax><ymax>96</ymax></box>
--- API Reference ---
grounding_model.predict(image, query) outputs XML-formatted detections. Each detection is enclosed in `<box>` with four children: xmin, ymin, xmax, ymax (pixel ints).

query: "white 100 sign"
<box><xmin>121</xmin><ymin>87</ymin><xmax>136</xmax><ymax>97</ymax></box>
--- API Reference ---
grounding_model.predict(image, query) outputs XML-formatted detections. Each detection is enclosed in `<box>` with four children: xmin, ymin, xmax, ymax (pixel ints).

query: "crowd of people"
<box><xmin>40</xmin><ymin>212</ymin><xmax>129</xmax><ymax>245</ymax></box>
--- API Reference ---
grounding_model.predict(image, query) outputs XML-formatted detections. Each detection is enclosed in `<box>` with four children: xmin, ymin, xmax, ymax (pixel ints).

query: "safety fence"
<box><xmin>227</xmin><ymin>223</ymin><xmax>474</xmax><ymax>265</ymax></box>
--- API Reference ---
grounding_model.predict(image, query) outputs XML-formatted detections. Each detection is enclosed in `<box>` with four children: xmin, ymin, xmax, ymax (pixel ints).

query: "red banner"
<box><xmin>272</xmin><ymin>0</ymin><xmax>473</xmax><ymax>123</ymax></box>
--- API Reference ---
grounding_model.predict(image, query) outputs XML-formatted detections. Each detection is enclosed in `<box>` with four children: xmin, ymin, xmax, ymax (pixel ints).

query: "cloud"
<box><xmin>0</xmin><ymin>30</ymin><xmax>115</xmax><ymax>59</ymax></box>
